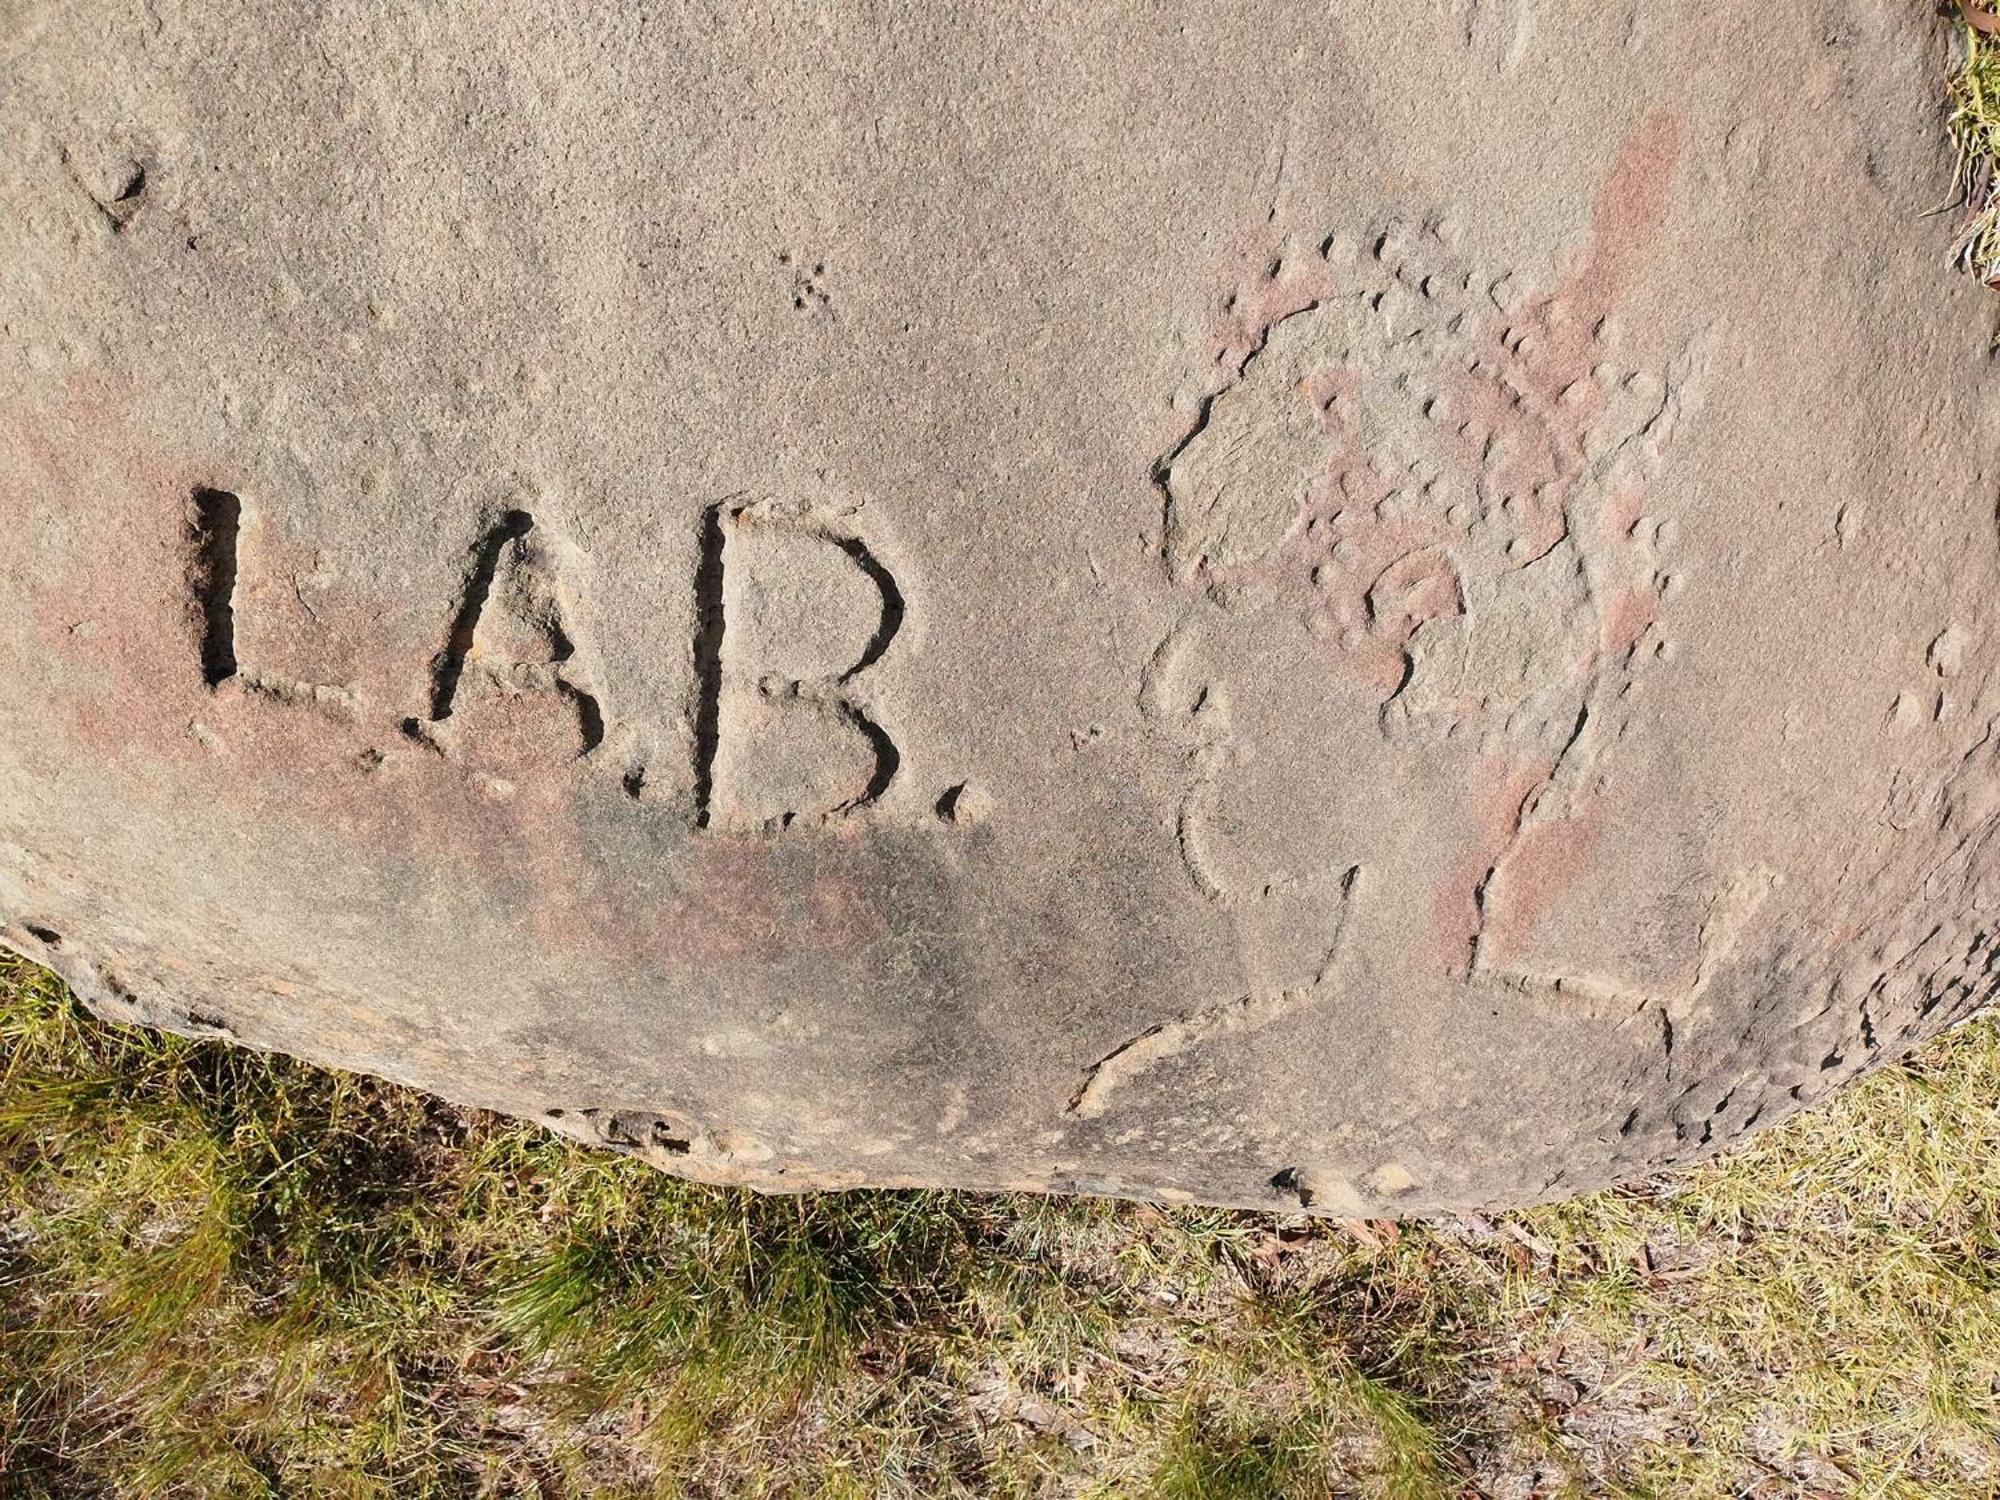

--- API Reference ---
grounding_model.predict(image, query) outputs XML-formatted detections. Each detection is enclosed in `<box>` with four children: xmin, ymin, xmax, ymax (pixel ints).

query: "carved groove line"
<box><xmin>430</xmin><ymin>508</ymin><xmax>533</xmax><ymax>721</ymax></box>
<box><xmin>190</xmin><ymin>487</ymin><xmax>240</xmax><ymax>687</ymax></box>
<box><xmin>828</xmin><ymin>533</ymin><xmax>904</xmax><ymax>683</ymax></box>
<box><xmin>691</xmin><ymin>503</ymin><xmax>728</xmax><ymax>829</ymax></box>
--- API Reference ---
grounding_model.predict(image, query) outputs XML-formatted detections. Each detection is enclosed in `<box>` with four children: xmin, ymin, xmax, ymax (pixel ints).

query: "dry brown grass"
<box><xmin>1951</xmin><ymin>3</ymin><xmax>2000</xmax><ymax>282</ymax></box>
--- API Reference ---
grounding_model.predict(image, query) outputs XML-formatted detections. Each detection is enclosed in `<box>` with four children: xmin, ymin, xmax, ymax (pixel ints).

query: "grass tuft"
<box><xmin>1950</xmin><ymin>4</ymin><xmax>2000</xmax><ymax>283</ymax></box>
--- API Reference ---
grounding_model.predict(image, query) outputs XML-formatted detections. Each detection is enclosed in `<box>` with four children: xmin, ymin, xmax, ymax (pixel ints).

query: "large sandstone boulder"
<box><xmin>3</xmin><ymin>1</ymin><xmax>1995</xmax><ymax>1215</ymax></box>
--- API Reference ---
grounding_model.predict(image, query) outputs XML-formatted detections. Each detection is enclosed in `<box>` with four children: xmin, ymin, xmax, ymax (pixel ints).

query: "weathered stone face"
<box><xmin>2</xmin><ymin>1</ymin><xmax>1995</xmax><ymax>1214</ymax></box>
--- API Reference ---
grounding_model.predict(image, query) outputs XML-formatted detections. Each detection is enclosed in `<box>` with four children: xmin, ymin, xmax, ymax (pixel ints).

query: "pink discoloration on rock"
<box><xmin>1449</xmin><ymin>110</ymin><xmax>1683</xmax><ymax>580</ymax></box>
<box><xmin>1430</xmin><ymin>757</ymin><xmax>1553</xmax><ymax>971</ymax></box>
<box><xmin>1569</xmin><ymin>109</ymin><xmax>1684</xmax><ymax>316</ymax></box>
<box><xmin>1299</xmin><ymin>363</ymin><xmax>1365</xmax><ymax>419</ymax></box>
<box><xmin>1601</xmin><ymin>486</ymin><xmax>1646</xmax><ymax>544</ymax></box>
<box><xmin>1601</xmin><ymin>586</ymin><xmax>1658</xmax><ymax>658</ymax></box>
<box><xmin>1478</xmin><ymin>797</ymin><xmax>1609</xmax><ymax>967</ymax></box>
<box><xmin>1204</xmin><ymin>235</ymin><xmax>1341</xmax><ymax>379</ymax></box>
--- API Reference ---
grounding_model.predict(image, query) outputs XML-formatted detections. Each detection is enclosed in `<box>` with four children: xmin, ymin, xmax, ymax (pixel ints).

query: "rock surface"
<box><xmin>3</xmin><ymin>1</ymin><xmax>1997</xmax><ymax>1215</ymax></box>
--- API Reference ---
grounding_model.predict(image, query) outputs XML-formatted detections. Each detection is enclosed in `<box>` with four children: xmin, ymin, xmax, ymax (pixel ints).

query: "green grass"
<box><xmin>4</xmin><ymin>948</ymin><xmax>2000</xmax><ymax>1497</ymax></box>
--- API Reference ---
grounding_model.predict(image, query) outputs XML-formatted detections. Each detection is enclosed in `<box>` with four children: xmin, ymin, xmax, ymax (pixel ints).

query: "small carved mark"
<box><xmin>935</xmin><ymin>780</ymin><xmax>993</xmax><ymax>825</ymax></box>
<box><xmin>62</xmin><ymin>145</ymin><xmax>151</xmax><ymax>231</ymax></box>
<box><xmin>572</xmin><ymin>1107</ymin><xmax>696</xmax><ymax>1158</ymax></box>
<box><xmin>1269</xmin><ymin>1166</ymin><xmax>1314</xmax><ymax>1208</ymax></box>
<box><xmin>780</xmin><ymin>251</ymin><xmax>833</xmax><ymax>316</ymax></box>
<box><xmin>189</xmin><ymin>487</ymin><xmax>240</xmax><ymax>686</ymax></box>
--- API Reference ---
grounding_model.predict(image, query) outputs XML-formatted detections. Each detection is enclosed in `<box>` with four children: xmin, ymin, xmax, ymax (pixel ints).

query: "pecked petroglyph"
<box><xmin>1068</xmin><ymin>865</ymin><xmax>1364</xmax><ymax>1120</ymax></box>
<box><xmin>1157</xmin><ymin>206</ymin><xmax>1705</xmax><ymax>721</ymax></box>
<box><xmin>1147</xmin><ymin>184</ymin><xmax>1712</xmax><ymax>985</ymax></box>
